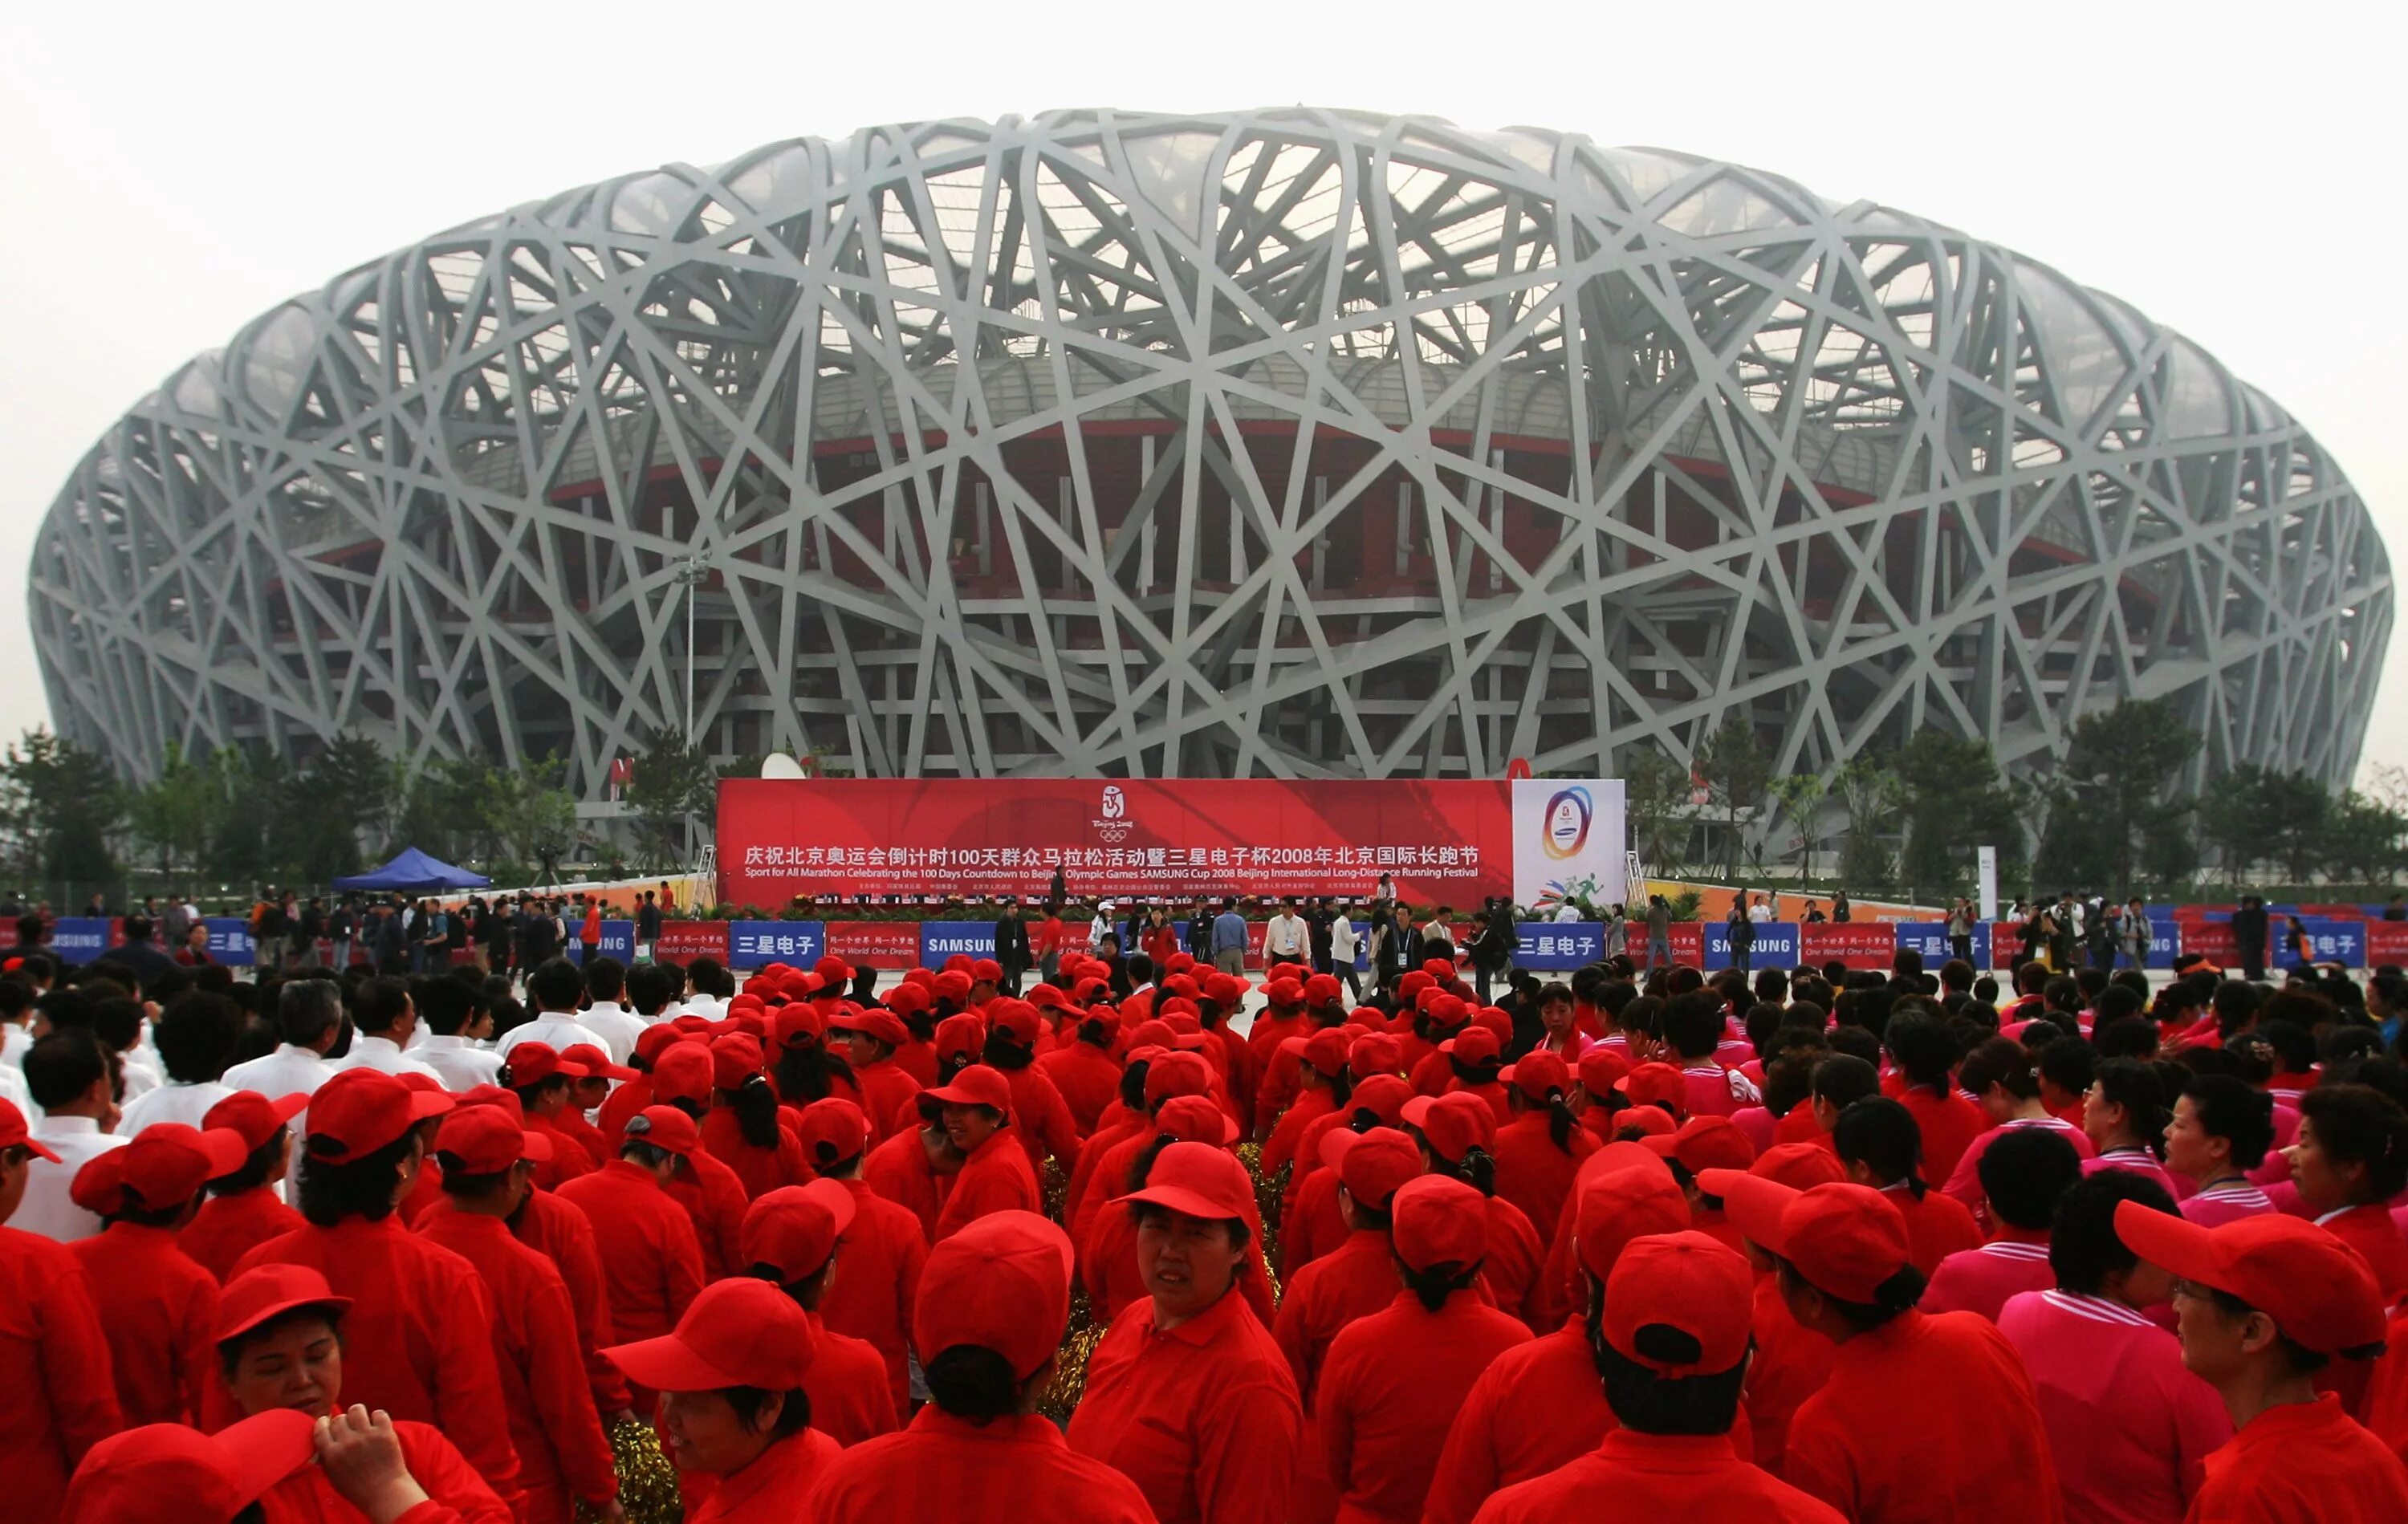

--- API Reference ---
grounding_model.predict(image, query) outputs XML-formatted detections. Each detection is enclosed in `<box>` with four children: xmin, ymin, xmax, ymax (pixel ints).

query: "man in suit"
<box><xmin>2231</xmin><ymin>894</ymin><xmax>2269</xmax><ymax>981</ymax></box>
<box><xmin>993</xmin><ymin>898</ymin><xmax>1033</xmax><ymax>996</ymax></box>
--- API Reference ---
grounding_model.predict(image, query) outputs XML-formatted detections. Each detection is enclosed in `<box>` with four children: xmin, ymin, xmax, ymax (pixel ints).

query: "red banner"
<box><xmin>826</xmin><ymin>920</ymin><xmax>921</xmax><ymax>970</ymax></box>
<box><xmin>2369</xmin><ymin>921</ymin><xmax>2408</xmax><ymax>965</ymax></box>
<box><xmin>718</xmin><ymin>778</ymin><xmax>1514</xmax><ymax>903</ymax></box>
<box><xmin>1666</xmin><ymin>923</ymin><xmax>1704</xmax><ymax>964</ymax></box>
<box><xmin>2183</xmin><ymin>921</ymin><xmax>2238</xmax><ymax>966</ymax></box>
<box><xmin>653</xmin><ymin>921</ymin><xmax>730</xmax><ymax>962</ymax></box>
<box><xmin>1804</xmin><ymin>921</ymin><xmax>1896</xmax><ymax>970</ymax></box>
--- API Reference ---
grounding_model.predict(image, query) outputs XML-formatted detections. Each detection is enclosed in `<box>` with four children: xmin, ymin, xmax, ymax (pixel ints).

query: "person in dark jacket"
<box><xmin>1726</xmin><ymin>900</ymin><xmax>1755</xmax><ymax>975</ymax></box>
<box><xmin>2231</xmin><ymin>895</ymin><xmax>2269</xmax><ymax>981</ymax></box>
<box><xmin>993</xmin><ymin>900</ymin><xmax>1032</xmax><ymax>997</ymax></box>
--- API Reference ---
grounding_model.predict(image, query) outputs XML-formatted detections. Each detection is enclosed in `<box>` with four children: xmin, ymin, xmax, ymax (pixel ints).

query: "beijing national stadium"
<box><xmin>27</xmin><ymin>108</ymin><xmax>2390</xmax><ymax>803</ymax></box>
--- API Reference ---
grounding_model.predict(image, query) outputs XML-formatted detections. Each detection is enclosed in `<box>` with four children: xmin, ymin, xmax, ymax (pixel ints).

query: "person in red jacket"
<box><xmin>644</xmin><ymin>1046</ymin><xmax>754</xmax><ymax>1277</ymax></box>
<box><xmin>2287</xmin><ymin>1082</ymin><xmax>2408</xmax><ymax>1301</ymax></box>
<box><xmin>60</xmin><ymin>1410</ymin><xmax>315</xmax><ymax>1524</ymax></box>
<box><xmin>739</xmin><ymin>1179</ymin><xmax>901</xmax><ymax>1448</ymax></box>
<box><xmin>67</xmin><ymin>1120</ymin><xmax>246</xmax><ymax>1424</ymax></box>
<box><xmin>1489</xmin><ymin>1051</ymin><xmax>1597</xmax><ymax>1248</ymax></box>
<box><xmin>1036</xmin><ymin>1006</ymin><xmax>1125</xmax><ymax>1135</ymax></box>
<box><xmin>925</xmin><ymin>1066</ymin><xmax>1043</xmax><ymax>1241</ymax></box>
<box><xmin>1401</xmin><ymin>1091</ymin><xmax>1544</xmax><ymax>1326</ymax></box>
<box><xmin>602</xmin><ymin>1278</ymin><xmax>843</xmax><ymax>1522</ymax></box>
<box><xmin>1275</xmin><ymin>1126</ymin><xmax>1424</xmax><ymax>1405</ymax></box>
<box><xmin>230</xmin><ymin>1067</ymin><xmax>523</xmax><ymax>1508</ymax></box>
<box><xmin>980</xmin><ymin>999</ymin><xmax>1084</xmax><ymax>1177</ymax></box>
<box><xmin>795</xmin><ymin>1099</ymin><xmax>925</xmax><ymax>1412</ymax></box>
<box><xmin>180</xmin><ymin>1090</ymin><xmax>307</xmax><ymax>1282</ymax></box>
<box><xmin>2115</xmin><ymin>1201</ymin><xmax>2408</xmax><ymax>1518</ymax></box>
<box><xmin>1698</xmin><ymin>1168</ymin><xmax>2063</xmax><ymax>1523</ymax></box>
<box><xmin>0</xmin><ymin>1097</ymin><xmax>121</xmax><ymax>1519</ymax></box>
<box><xmin>1072</xmin><ymin>1050</ymin><xmax>1218</xmax><ymax>1247</ymax></box>
<box><xmin>1422</xmin><ymin>1157</ymin><xmax>1694</xmax><ymax>1524</ymax></box>
<box><xmin>1068</xmin><ymin>1142</ymin><xmax>1302</xmax><ymax>1524</ymax></box>
<box><xmin>1832</xmin><ymin>1097</ymin><xmax>1982</xmax><ymax>1277</ymax></box>
<box><xmin>1465</xmin><ymin>1231</ymin><xmax>1845</xmax><ymax>1523</ymax></box>
<box><xmin>213</xmin><ymin>1263</ymin><xmax>514</xmax><ymax>1522</ymax></box>
<box><xmin>828</xmin><ymin>1008</ymin><xmax>926</xmax><ymax>1142</ymax></box>
<box><xmin>702</xmin><ymin>1034</ymin><xmax>810</xmax><ymax>1199</ymax></box>
<box><xmin>1280</xmin><ymin>1075</ymin><xmax>1412</xmax><ymax>1278</ymax></box>
<box><xmin>558</xmin><ymin>1106</ymin><xmax>709</xmax><ymax>1349</ymax></box>
<box><xmin>807</xmin><ymin>1210</ymin><xmax>1157</xmax><ymax>1522</ymax></box>
<box><xmin>1319</xmin><ymin>1174</ymin><xmax>1531</xmax><ymax>1524</ymax></box>
<box><xmin>1885</xmin><ymin>1010</ymin><xmax>1987</xmax><ymax>1185</ymax></box>
<box><xmin>417</xmin><ymin>1105</ymin><xmax>619</xmax><ymax>1524</ymax></box>
<box><xmin>498</xmin><ymin>1042</ymin><xmax>599</xmax><ymax>1191</ymax></box>
<box><xmin>555</xmin><ymin>1042</ymin><xmax>637</xmax><ymax>1167</ymax></box>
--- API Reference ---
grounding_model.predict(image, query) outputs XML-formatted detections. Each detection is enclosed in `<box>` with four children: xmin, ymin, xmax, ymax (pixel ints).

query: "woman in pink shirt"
<box><xmin>2165</xmin><ymin>1074</ymin><xmax>2277</xmax><ymax>1226</ymax></box>
<box><xmin>2083</xmin><ymin>1059</ymin><xmax>2182</xmax><ymax>1198</ymax></box>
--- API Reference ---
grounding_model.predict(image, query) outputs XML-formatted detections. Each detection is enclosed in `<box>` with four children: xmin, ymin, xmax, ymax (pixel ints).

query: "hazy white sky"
<box><xmin>3</xmin><ymin>2</ymin><xmax>2400</xmax><ymax>779</ymax></box>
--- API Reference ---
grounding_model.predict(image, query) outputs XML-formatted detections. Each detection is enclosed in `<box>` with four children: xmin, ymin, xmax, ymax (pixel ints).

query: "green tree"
<box><xmin>2323</xmin><ymin>789</ymin><xmax>2408</xmax><ymax>884</ymax></box>
<box><xmin>1832</xmin><ymin>755</ymin><xmax>1900</xmax><ymax>892</ymax></box>
<box><xmin>2260</xmin><ymin>771</ymin><xmax>2334</xmax><ymax>884</ymax></box>
<box><xmin>1766</xmin><ymin>772</ymin><xmax>1826</xmax><ymax>885</ymax></box>
<box><xmin>0</xmin><ymin>729</ymin><xmax>127</xmax><ymax>882</ymax></box>
<box><xmin>1894</xmin><ymin>731</ymin><xmax>2025</xmax><ymax>893</ymax></box>
<box><xmin>2199</xmin><ymin>764</ymin><xmax>2284</xmax><ymax>886</ymax></box>
<box><xmin>127</xmin><ymin>742</ymin><xmax>221</xmax><ymax>883</ymax></box>
<box><xmin>205</xmin><ymin>748</ymin><xmax>283</xmax><ymax>888</ymax></box>
<box><xmin>627</xmin><ymin>726</ymin><xmax>717</xmax><ymax>868</ymax></box>
<box><xmin>492</xmin><ymin>755</ymin><xmax>576</xmax><ymax>877</ymax></box>
<box><xmin>2034</xmin><ymin>700</ymin><xmax>2200</xmax><ymax>892</ymax></box>
<box><xmin>1620</xmin><ymin>742</ymin><xmax>1693</xmax><ymax>876</ymax></box>
<box><xmin>1697</xmin><ymin>713</ymin><xmax>1770</xmax><ymax>882</ymax></box>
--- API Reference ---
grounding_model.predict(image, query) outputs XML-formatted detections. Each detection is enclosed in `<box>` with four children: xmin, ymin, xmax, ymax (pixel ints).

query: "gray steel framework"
<box><xmin>28</xmin><ymin>108</ymin><xmax>2390</xmax><ymax>815</ymax></box>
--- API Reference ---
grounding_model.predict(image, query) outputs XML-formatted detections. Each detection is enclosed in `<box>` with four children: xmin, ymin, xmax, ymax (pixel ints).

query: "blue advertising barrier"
<box><xmin>2288</xmin><ymin>917</ymin><xmax>2365</xmax><ymax>969</ymax></box>
<box><xmin>1705</xmin><ymin>921</ymin><xmax>1800</xmax><ymax>971</ymax></box>
<box><xmin>1515</xmin><ymin>923</ymin><xmax>1605</xmax><ymax>971</ymax></box>
<box><xmin>919</xmin><ymin>921</ymin><xmax>997</xmax><ymax>966</ymax></box>
<box><xmin>566</xmin><ymin>920</ymin><xmax>637</xmax><ymax>965</ymax></box>
<box><xmin>1893</xmin><ymin>921</ymin><xmax>1991</xmax><ymax>969</ymax></box>
<box><xmin>201</xmin><ymin>918</ymin><xmax>257</xmax><ymax>965</ymax></box>
<box><xmin>728</xmin><ymin>920</ymin><xmax>825</xmax><ymax>969</ymax></box>
<box><xmin>48</xmin><ymin>917</ymin><xmax>117</xmax><ymax>960</ymax></box>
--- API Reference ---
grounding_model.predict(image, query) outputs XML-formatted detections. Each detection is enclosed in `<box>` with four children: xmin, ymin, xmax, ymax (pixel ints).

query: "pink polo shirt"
<box><xmin>2084</xmin><ymin>1148</ymin><xmax>2187</xmax><ymax>1201</ymax></box>
<box><xmin>1682</xmin><ymin>1064</ymin><xmax>1744</xmax><ymax>1119</ymax></box>
<box><xmin>1996</xmin><ymin>1290</ymin><xmax>2230</xmax><ymax>1524</ymax></box>
<box><xmin>1920</xmin><ymin>1235</ymin><xmax>2055</xmax><ymax>1323</ymax></box>
<box><xmin>2178</xmin><ymin>1180</ymin><xmax>2276</xmax><ymax>1227</ymax></box>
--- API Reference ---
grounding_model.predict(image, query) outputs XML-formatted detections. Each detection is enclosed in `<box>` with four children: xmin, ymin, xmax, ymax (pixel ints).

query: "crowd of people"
<box><xmin>6</xmin><ymin>902</ymin><xmax>2408</xmax><ymax>1522</ymax></box>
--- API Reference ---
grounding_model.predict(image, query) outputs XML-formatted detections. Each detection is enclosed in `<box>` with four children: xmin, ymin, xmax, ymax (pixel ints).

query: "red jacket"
<box><xmin>663</xmin><ymin>1144</ymin><xmax>752</xmax><ymax>1278</ymax></box>
<box><xmin>861</xmin><ymin>1125</ymin><xmax>950</xmax><ymax>1243</ymax></box>
<box><xmin>71</xmin><ymin>1221</ymin><xmax>218</xmax><ymax>1424</ymax></box>
<box><xmin>1489</xmin><ymin>1111</ymin><xmax>1597</xmax><ymax>1249</ymax></box>
<box><xmin>1317</xmin><ymin>1290</ymin><xmax>1530</xmax><ymax>1524</ymax></box>
<box><xmin>1272</xmin><ymin>1229</ymin><xmax>1402</xmax><ymax>1408</ymax></box>
<box><xmin>803</xmin><ymin>1314</ymin><xmax>900</xmax><ymax>1449</ymax></box>
<box><xmin>179</xmin><ymin>1185</ymin><xmax>302</xmax><ymax>1283</ymax></box>
<box><xmin>555</xmin><ymin>1160</ymin><xmax>706</xmax><ymax>1342</ymax></box>
<box><xmin>506</xmin><ymin>1186</ymin><xmax>631</xmax><ymax>1416</ymax></box>
<box><xmin>0</xmin><ymin>1224</ymin><xmax>121</xmax><ymax>1520</ymax></box>
<box><xmin>819</xmin><ymin>1178</ymin><xmax>929</xmax><ymax>1412</ymax></box>
<box><xmin>258</xmin><ymin>1416</ymin><xmax>513</xmax><ymax>1524</ymax></box>
<box><xmin>1003</xmin><ymin>1063</ymin><xmax>1084</xmax><ymax>1177</ymax></box>
<box><xmin>1036</xmin><ymin>1042</ymin><xmax>1124</xmax><ymax>1135</ymax></box>
<box><xmin>853</xmin><ymin>1059</ymin><xmax>925</xmax><ymax>1144</ymax></box>
<box><xmin>417</xmin><ymin>1209</ymin><xmax>618</xmax><ymax>1510</ymax></box>
<box><xmin>1469</xmin><ymin>1429</ymin><xmax>1843</xmax><ymax>1523</ymax></box>
<box><xmin>934</xmin><ymin>1128</ymin><xmax>1042</xmax><ymax>1242</ymax></box>
<box><xmin>232</xmin><ymin>1215</ymin><xmax>522</xmax><ymax>1506</ymax></box>
<box><xmin>808</xmin><ymin>1408</ymin><xmax>1156</xmax><ymax>1522</ymax></box>
<box><xmin>701</xmin><ymin>1107</ymin><xmax>811</xmax><ymax>1200</ymax></box>
<box><xmin>2189</xmin><ymin>1393</ymin><xmax>2408</xmax><ymax>1521</ymax></box>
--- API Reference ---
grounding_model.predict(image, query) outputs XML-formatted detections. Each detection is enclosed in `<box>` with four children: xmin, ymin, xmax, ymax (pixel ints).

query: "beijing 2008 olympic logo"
<box><xmin>1540</xmin><ymin>786</ymin><xmax>1592</xmax><ymax>860</ymax></box>
<box><xmin>1093</xmin><ymin>785</ymin><xmax>1135</xmax><ymax>843</ymax></box>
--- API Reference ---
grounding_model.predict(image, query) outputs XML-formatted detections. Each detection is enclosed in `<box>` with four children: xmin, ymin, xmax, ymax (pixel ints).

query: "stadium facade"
<box><xmin>29</xmin><ymin>108</ymin><xmax>2390</xmax><ymax>815</ymax></box>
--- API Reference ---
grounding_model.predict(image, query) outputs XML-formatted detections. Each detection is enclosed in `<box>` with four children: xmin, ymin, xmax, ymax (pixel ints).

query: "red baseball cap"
<box><xmin>1617</xmin><ymin>1062</ymin><xmax>1686</xmax><ymax>1113</ymax></box>
<box><xmin>649</xmin><ymin>1042</ymin><xmax>715</xmax><ymax>1106</ymax></box>
<box><xmin>1283</xmin><ymin>1027</ymin><xmax>1351</xmax><ymax>1076</ymax></box>
<box><xmin>1348</xmin><ymin>1031</ymin><xmax>1402</xmax><ymax>1078</ymax></box>
<box><xmin>931</xmin><ymin>971</ymin><xmax>973</xmax><ymax>1005</ymax></box>
<box><xmin>1702</xmin><ymin>1175</ymin><xmax>1910</xmax><ymax>1303</ymax></box>
<box><xmin>1322</xmin><ymin>1126</ymin><xmax>1424</xmax><ymax>1212</ymax></box>
<box><xmin>1576</xmin><ymin>1048</ymin><xmax>1631</xmax><ymax>1096</ymax></box>
<box><xmin>1346</xmin><ymin>1074</ymin><xmax>1413</xmax><ymax>1128</ymax></box>
<box><xmin>1304</xmin><ymin>973</ymin><xmax>1343</xmax><ymax>1006</ymax></box>
<box><xmin>795</xmin><ymin>1098</ymin><xmax>870</xmax><ymax>1171</ymax></box>
<box><xmin>829</xmin><ymin>1006</ymin><xmax>912</xmax><ymax>1050</ymax></box>
<box><xmin>916</xmin><ymin>1210</ymin><xmax>1075</xmax><ymax>1380</ymax></box>
<box><xmin>61</xmin><ymin>1409</ymin><xmax>317</xmax><ymax>1524</ymax></box>
<box><xmin>303</xmin><ymin>1069</ymin><xmax>453</xmax><ymax>1165</ymax></box>
<box><xmin>970</xmin><ymin>958</ymin><xmax>1004</xmax><ymax>984</ymax></box>
<box><xmin>2113</xmin><ymin>1201</ymin><xmax>2390</xmax><ymax>1355</ymax></box>
<box><xmin>559</xmin><ymin>1043</ymin><xmax>638</xmax><ymax>1083</ymax></box>
<box><xmin>624</xmin><ymin>1104</ymin><xmax>702</xmax><ymax>1157</ymax></box>
<box><xmin>1615</xmin><ymin>1106</ymin><xmax>1678</xmax><ymax>1140</ymax></box>
<box><xmin>1156</xmin><ymin>1094</ymin><xmax>1239</xmax><ymax>1146</ymax></box>
<box><xmin>1143</xmin><ymin>1050</ymin><xmax>1214</xmax><ymax>1105</ymax></box>
<box><xmin>1427</xmin><ymin>994</ymin><xmax>1470</xmax><ymax>1027</ymax></box>
<box><xmin>454</xmin><ymin>1084</ymin><xmax>524</xmax><ymax>1120</ymax></box>
<box><xmin>1111</xmin><ymin>1140</ymin><xmax>1256</xmax><ymax>1222</ymax></box>
<box><xmin>70</xmin><ymin>1123</ymin><xmax>249</xmax><ymax>1216</ymax></box>
<box><xmin>1602</xmin><ymin>1231</ymin><xmax>1755</xmax><ymax>1376</ymax></box>
<box><xmin>0</xmin><ymin>1098</ymin><xmax>59</xmax><ymax>1163</ymax></box>
<box><xmin>709</xmin><ymin>1034</ymin><xmax>766</xmax><ymax>1091</ymax></box>
<box><xmin>1401</xmin><ymin>1091</ymin><xmax>1496</xmax><ymax>1164</ymax></box>
<box><xmin>433</xmin><ymin>1105</ymin><xmax>552</xmax><ymax>1174</ymax></box>
<box><xmin>215</xmin><ymin>1264</ymin><xmax>352</xmax><ymax>1344</ymax></box>
<box><xmin>604</xmin><ymin>1278</ymin><xmax>818</xmax><ymax>1392</ymax></box>
<box><xmin>740</xmin><ymin>1178</ymin><xmax>858</xmax><ymax>1281</ymax></box>
<box><xmin>1440</xmin><ymin>1027</ymin><xmax>1500</xmax><ymax>1066</ymax></box>
<box><xmin>1393</xmin><ymin>1173</ymin><xmax>1488</xmax><ymax>1273</ymax></box>
<box><xmin>922</xmin><ymin>1064</ymin><xmax>1012</xmax><ymax>1114</ymax></box>
<box><xmin>1397</xmin><ymin>971</ymin><xmax>1435</xmax><ymax>1001</ymax></box>
<box><xmin>1751</xmin><ymin>1141</ymin><xmax>1847</xmax><ymax>1191</ymax></box>
<box><xmin>1573</xmin><ymin>1159</ymin><xmax>1691</xmax><ymax>1283</ymax></box>
<box><xmin>772</xmin><ymin>1004</ymin><xmax>826</xmax><ymax>1049</ymax></box>
<box><xmin>815</xmin><ymin>954</ymin><xmax>852</xmax><ymax>986</ymax></box>
<box><xmin>201</xmin><ymin>1091</ymin><xmax>308</xmax><ymax>1154</ymax></box>
<box><xmin>634</xmin><ymin>1025</ymin><xmax>685</xmax><ymax>1065</ymax></box>
<box><xmin>883</xmin><ymin>982</ymin><xmax>932</xmax><ymax>1015</ymax></box>
<box><xmin>988</xmin><ymin>1000</ymin><xmax>1043</xmax><ymax>1046</ymax></box>
<box><xmin>1507</xmin><ymin>1051</ymin><xmax>1572</xmax><ymax>1102</ymax></box>
<box><xmin>934</xmin><ymin>1013</ymin><xmax>989</xmax><ymax>1062</ymax></box>
<box><xmin>1264</xmin><ymin>977</ymin><xmax>1304</xmax><ymax>1008</ymax></box>
<box><xmin>501</xmin><ymin>1042</ymin><xmax>588</xmax><ymax>1088</ymax></box>
<box><xmin>1643</xmin><ymin>1116</ymin><xmax>1758</xmax><ymax>1175</ymax></box>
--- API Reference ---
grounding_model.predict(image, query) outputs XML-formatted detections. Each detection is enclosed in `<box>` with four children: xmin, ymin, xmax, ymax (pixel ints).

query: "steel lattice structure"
<box><xmin>30</xmin><ymin>108</ymin><xmax>2390</xmax><ymax>813</ymax></box>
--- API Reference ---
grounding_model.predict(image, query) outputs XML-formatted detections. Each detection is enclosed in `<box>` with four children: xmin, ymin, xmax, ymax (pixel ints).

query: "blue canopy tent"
<box><xmin>332</xmin><ymin>847</ymin><xmax>491</xmax><ymax>893</ymax></box>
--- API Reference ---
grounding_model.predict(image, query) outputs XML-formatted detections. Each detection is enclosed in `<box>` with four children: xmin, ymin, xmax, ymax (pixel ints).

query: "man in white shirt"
<box><xmin>495</xmin><ymin>957</ymin><xmax>608</xmax><ymax>1059</ymax></box>
<box><xmin>570</xmin><ymin>956</ymin><xmax>645</xmax><ymax>1065</ymax></box>
<box><xmin>409</xmin><ymin>976</ymin><xmax>502</xmax><ymax>1093</ymax></box>
<box><xmin>222</xmin><ymin>978</ymin><xmax>344</xmax><ymax>1103</ymax></box>
<box><xmin>1264</xmin><ymin>898</ymin><xmax>1310</xmax><ymax>964</ymax></box>
<box><xmin>332</xmin><ymin>976</ymin><xmax>443</xmax><ymax>1083</ymax></box>
<box><xmin>116</xmin><ymin>990</ymin><xmax>243</xmax><ymax>1132</ymax></box>
<box><xmin>18</xmin><ymin>1029</ymin><xmax>129</xmax><ymax>1241</ymax></box>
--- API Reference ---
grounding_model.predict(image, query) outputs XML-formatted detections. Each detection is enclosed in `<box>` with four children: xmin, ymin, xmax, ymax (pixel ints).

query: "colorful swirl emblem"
<box><xmin>1541</xmin><ymin>786</ymin><xmax>1592</xmax><ymax>860</ymax></box>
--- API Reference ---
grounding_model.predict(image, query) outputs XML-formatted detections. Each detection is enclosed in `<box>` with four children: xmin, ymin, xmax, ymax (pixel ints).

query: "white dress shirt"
<box><xmin>412</xmin><ymin>1034</ymin><xmax>504</xmax><ymax>1093</ymax></box>
<box><xmin>117</xmin><ymin>1079</ymin><xmax>237</xmax><ymax>1133</ymax></box>
<box><xmin>495</xmin><ymin>1014</ymin><xmax>611</xmax><ymax>1060</ymax></box>
<box><xmin>676</xmin><ymin>995</ymin><xmax>725</xmax><ymax>1022</ymax></box>
<box><xmin>222</xmin><ymin>1043</ymin><xmax>338</xmax><ymax>1102</ymax></box>
<box><xmin>332</xmin><ymin>1034</ymin><xmax>444</xmax><ymax>1083</ymax></box>
<box><xmin>573</xmin><ymin>1001</ymin><xmax>646</xmax><ymax>1065</ymax></box>
<box><xmin>117</xmin><ymin>1051</ymin><xmax>163</xmax><ymax>1103</ymax></box>
<box><xmin>1264</xmin><ymin>914</ymin><xmax>1308</xmax><ymax>959</ymax></box>
<box><xmin>0</xmin><ymin>1060</ymin><xmax>33</xmax><ymax>1124</ymax></box>
<box><xmin>18</xmin><ymin>1116</ymin><xmax>130</xmax><ymax>1242</ymax></box>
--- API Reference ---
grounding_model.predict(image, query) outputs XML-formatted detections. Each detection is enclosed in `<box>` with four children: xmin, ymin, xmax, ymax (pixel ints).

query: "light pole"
<box><xmin>674</xmin><ymin>554</ymin><xmax>709</xmax><ymax>863</ymax></box>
